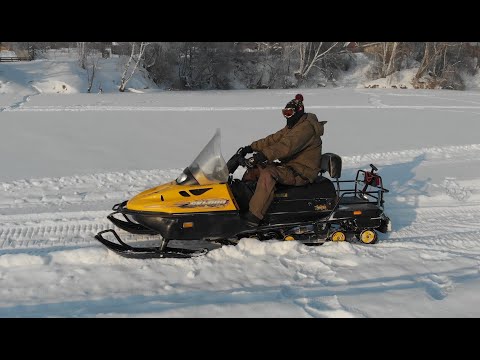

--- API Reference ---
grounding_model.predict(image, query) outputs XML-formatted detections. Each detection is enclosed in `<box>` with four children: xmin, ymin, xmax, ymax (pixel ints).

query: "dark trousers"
<box><xmin>242</xmin><ymin>165</ymin><xmax>309</xmax><ymax>219</ymax></box>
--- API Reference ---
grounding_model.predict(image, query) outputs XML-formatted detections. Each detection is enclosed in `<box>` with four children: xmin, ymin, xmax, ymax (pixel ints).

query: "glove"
<box><xmin>237</xmin><ymin>145</ymin><xmax>253</xmax><ymax>157</ymax></box>
<box><xmin>246</xmin><ymin>151</ymin><xmax>268</xmax><ymax>169</ymax></box>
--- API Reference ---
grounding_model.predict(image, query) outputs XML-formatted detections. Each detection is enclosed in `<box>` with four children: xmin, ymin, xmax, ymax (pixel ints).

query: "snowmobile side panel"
<box><xmin>126</xmin><ymin>182</ymin><xmax>238</xmax><ymax>213</ymax></box>
<box><xmin>129</xmin><ymin>210</ymin><xmax>244</xmax><ymax>240</ymax></box>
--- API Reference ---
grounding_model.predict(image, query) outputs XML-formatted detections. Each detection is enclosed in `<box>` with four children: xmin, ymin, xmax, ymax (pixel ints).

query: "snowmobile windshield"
<box><xmin>176</xmin><ymin>129</ymin><xmax>229</xmax><ymax>186</ymax></box>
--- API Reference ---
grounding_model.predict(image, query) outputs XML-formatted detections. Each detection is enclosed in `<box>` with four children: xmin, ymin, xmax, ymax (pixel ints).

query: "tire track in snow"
<box><xmin>6</xmin><ymin>105</ymin><xmax>480</xmax><ymax>112</ymax></box>
<box><xmin>342</xmin><ymin>143</ymin><xmax>480</xmax><ymax>168</ymax></box>
<box><xmin>1</xmin><ymin>143</ymin><xmax>479</xmax><ymax>259</ymax></box>
<box><xmin>0</xmin><ymin>169</ymin><xmax>181</xmax><ymax>211</ymax></box>
<box><xmin>2</xmin><ymin>144</ymin><xmax>480</xmax><ymax>211</ymax></box>
<box><xmin>0</xmin><ymin>84</ymin><xmax>41</xmax><ymax>112</ymax></box>
<box><xmin>0</xmin><ymin>210</ymin><xmax>162</xmax><ymax>253</ymax></box>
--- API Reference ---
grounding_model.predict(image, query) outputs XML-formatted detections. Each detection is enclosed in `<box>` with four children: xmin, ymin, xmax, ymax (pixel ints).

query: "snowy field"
<box><xmin>1</xmin><ymin>85</ymin><xmax>480</xmax><ymax>317</ymax></box>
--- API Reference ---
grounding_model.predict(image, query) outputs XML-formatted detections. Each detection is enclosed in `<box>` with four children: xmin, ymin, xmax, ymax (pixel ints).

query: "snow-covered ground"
<box><xmin>1</xmin><ymin>55</ymin><xmax>480</xmax><ymax>317</ymax></box>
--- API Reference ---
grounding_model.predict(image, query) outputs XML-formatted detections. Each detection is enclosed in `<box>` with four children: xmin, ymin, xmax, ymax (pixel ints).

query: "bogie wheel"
<box><xmin>331</xmin><ymin>231</ymin><xmax>346</xmax><ymax>242</ymax></box>
<box><xmin>358</xmin><ymin>229</ymin><xmax>378</xmax><ymax>244</ymax></box>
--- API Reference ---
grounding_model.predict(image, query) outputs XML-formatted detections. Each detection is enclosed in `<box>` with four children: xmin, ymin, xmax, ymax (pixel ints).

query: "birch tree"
<box><xmin>295</xmin><ymin>42</ymin><xmax>340</xmax><ymax>79</ymax></box>
<box><xmin>385</xmin><ymin>42</ymin><xmax>399</xmax><ymax>76</ymax></box>
<box><xmin>414</xmin><ymin>42</ymin><xmax>438</xmax><ymax>80</ymax></box>
<box><xmin>119</xmin><ymin>42</ymin><xmax>150</xmax><ymax>92</ymax></box>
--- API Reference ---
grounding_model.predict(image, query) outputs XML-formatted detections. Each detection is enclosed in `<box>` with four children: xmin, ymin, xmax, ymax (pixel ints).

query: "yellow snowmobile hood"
<box><xmin>126</xmin><ymin>181</ymin><xmax>238</xmax><ymax>213</ymax></box>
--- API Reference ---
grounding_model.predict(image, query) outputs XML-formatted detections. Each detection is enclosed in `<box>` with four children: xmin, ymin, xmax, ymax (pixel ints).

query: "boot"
<box><xmin>242</xmin><ymin>211</ymin><xmax>261</xmax><ymax>228</ymax></box>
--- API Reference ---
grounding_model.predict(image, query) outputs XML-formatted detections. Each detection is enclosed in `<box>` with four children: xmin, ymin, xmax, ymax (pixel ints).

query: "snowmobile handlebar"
<box><xmin>227</xmin><ymin>153</ymin><xmax>245</xmax><ymax>174</ymax></box>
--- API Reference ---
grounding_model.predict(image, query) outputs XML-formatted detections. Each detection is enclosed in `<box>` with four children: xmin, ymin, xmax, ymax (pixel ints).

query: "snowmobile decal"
<box><xmin>175</xmin><ymin>199</ymin><xmax>230</xmax><ymax>208</ymax></box>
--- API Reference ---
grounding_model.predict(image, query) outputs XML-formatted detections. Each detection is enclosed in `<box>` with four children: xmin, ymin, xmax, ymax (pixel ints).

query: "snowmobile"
<box><xmin>95</xmin><ymin>129</ymin><xmax>391</xmax><ymax>259</ymax></box>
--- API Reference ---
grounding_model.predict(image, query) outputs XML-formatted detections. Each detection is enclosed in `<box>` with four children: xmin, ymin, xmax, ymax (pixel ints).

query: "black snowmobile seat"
<box><xmin>231</xmin><ymin>153</ymin><xmax>342</xmax><ymax>212</ymax></box>
<box><xmin>273</xmin><ymin>153</ymin><xmax>341</xmax><ymax>198</ymax></box>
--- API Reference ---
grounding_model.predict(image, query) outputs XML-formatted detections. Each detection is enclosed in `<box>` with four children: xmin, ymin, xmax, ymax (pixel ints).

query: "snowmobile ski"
<box><xmin>95</xmin><ymin>229</ymin><xmax>208</xmax><ymax>259</ymax></box>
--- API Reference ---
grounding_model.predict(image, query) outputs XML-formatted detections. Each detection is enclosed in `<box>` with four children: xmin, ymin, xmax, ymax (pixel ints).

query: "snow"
<box><xmin>1</xmin><ymin>52</ymin><xmax>480</xmax><ymax>318</ymax></box>
<box><xmin>0</xmin><ymin>50</ymin><xmax>17</xmax><ymax>57</ymax></box>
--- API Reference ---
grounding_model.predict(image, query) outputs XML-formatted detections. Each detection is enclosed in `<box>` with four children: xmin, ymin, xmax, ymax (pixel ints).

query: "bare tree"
<box><xmin>414</xmin><ymin>42</ymin><xmax>438</xmax><ymax>80</ymax></box>
<box><xmin>412</xmin><ymin>42</ymin><xmax>469</xmax><ymax>89</ymax></box>
<box><xmin>368</xmin><ymin>42</ymin><xmax>402</xmax><ymax>78</ymax></box>
<box><xmin>385</xmin><ymin>42</ymin><xmax>399</xmax><ymax>77</ymax></box>
<box><xmin>86</xmin><ymin>51</ymin><xmax>102</xmax><ymax>93</ymax></box>
<box><xmin>295</xmin><ymin>42</ymin><xmax>340</xmax><ymax>79</ymax></box>
<box><xmin>119</xmin><ymin>42</ymin><xmax>150</xmax><ymax>92</ymax></box>
<box><xmin>77</xmin><ymin>42</ymin><xmax>87</xmax><ymax>69</ymax></box>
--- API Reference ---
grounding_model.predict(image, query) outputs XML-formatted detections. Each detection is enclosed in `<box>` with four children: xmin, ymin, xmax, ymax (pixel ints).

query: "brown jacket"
<box><xmin>250</xmin><ymin>113</ymin><xmax>326</xmax><ymax>182</ymax></box>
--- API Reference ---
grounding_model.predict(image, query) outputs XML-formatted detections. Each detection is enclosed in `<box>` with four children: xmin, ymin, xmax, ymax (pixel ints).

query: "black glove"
<box><xmin>237</xmin><ymin>145</ymin><xmax>253</xmax><ymax>157</ymax></box>
<box><xmin>246</xmin><ymin>151</ymin><xmax>268</xmax><ymax>169</ymax></box>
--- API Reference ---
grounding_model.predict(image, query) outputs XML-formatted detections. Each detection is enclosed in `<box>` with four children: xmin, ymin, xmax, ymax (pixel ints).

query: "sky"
<box><xmin>1</xmin><ymin>50</ymin><xmax>480</xmax><ymax>317</ymax></box>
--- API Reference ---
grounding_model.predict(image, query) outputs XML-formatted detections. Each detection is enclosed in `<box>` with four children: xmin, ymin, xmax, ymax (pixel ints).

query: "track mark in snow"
<box><xmin>421</xmin><ymin>274</ymin><xmax>454</xmax><ymax>300</ymax></box>
<box><xmin>2</xmin><ymin>144</ymin><xmax>480</xmax><ymax>212</ymax></box>
<box><xmin>0</xmin><ymin>209</ymin><xmax>167</xmax><ymax>257</ymax></box>
<box><xmin>342</xmin><ymin>143</ymin><xmax>480</xmax><ymax>168</ymax></box>
<box><xmin>0</xmin><ymin>211</ymin><xmax>107</xmax><ymax>250</ymax></box>
<box><xmin>6</xmin><ymin>104</ymin><xmax>480</xmax><ymax>112</ymax></box>
<box><xmin>441</xmin><ymin>178</ymin><xmax>472</xmax><ymax>201</ymax></box>
<box><xmin>298</xmin><ymin>295</ymin><xmax>358</xmax><ymax>318</ymax></box>
<box><xmin>0</xmin><ymin>169</ymin><xmax>181</xmax><ymax>210</ymax></box>
<box><xmin>366</xmin><ymin>92</ymin><xmax>385</xmax><ymax>108</ymax></box>
<box><xmin>0</xmin><ymin>84</ymin><xmax>41</xmax><ymax>112</ymax></box>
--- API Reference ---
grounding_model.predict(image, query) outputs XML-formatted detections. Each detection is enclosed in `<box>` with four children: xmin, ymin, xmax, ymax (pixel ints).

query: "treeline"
<box><xmin>5</xmin><ymin>42</ymin><xmax>480</xmax><ymax>90</ymax></box>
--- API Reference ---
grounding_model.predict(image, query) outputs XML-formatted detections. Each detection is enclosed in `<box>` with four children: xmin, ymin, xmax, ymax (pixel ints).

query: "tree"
<box><xmin>86</xmin><ymin>50</ymin><xmax>102</xmax><ymax>93</ymax></box>
<box><xmin>413</xmin><ymin>42</ymin><xmax>469</xmax><ymax>89</ymax></box>
<box><xmin>77</xmin><ymin>42</ymin><xmax>87</xmax><ymax>69</ymax></box>
<box><xmin>294</xmin><ymin>42</ymin><xmax>340</xmax><ymax>80</ymax></box>
<box><xmin>119</xmin><ymin>42</ymin><xmax>150</xmax><ymax>92</ymax></box>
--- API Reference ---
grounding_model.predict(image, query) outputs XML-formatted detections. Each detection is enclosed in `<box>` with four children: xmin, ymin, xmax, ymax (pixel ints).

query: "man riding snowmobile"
<box><xmin>237</xmin><ymin>94</ymin><xmax>327</xmax><ymax>227</ymax></box>
<box><xmin>94</xmin><ymin>96</ymin><xmax>391</xmax><ymax>259</ymax></box>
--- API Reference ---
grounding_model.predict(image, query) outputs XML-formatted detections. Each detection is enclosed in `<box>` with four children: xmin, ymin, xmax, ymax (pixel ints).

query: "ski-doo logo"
<box><xmin>176</xmin><ymin>199</ymin><xmax>230</xmax><ymax>208</ymax></box>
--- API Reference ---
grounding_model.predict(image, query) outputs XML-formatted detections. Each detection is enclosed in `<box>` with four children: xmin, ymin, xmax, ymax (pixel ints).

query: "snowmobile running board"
<box><xmin>95</xmin><ymin>229</ymin><xmax>208</xmax><ymax>259</ymax></box>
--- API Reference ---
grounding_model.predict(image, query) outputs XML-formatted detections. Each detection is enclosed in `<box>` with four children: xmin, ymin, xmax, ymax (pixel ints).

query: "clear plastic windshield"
<box><xmin>180</xmin><ymin>129</ymin><xmax>229</xmax><ymax>185</ymax></box>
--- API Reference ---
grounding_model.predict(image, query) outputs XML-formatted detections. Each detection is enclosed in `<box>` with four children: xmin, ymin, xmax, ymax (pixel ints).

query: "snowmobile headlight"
<box><xmin>176</xmin><ymin>172</ymin><xmax>188</xmax><ymax>184</ymax></box>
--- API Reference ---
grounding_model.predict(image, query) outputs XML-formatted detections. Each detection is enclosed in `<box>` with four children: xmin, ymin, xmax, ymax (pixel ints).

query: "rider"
<box><xmin>238</xmin><ymin>94</ymin><xmax>326</xmax><ymax>227</ymax></box>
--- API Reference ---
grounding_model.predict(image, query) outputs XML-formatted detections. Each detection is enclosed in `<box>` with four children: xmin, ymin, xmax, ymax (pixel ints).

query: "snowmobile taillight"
<box><xmin>182</xmin><ymin>222</ymin><xmax>194</xmax><ymax>228</ymax></box>
<box><xmin>353</xmin><ymin>210</ymin><xmax>362</xmax><ymax>215</ymax></box>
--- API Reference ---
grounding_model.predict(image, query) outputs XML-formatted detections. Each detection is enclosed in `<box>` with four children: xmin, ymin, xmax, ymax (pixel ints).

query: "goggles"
<box><xmin>282</xmin><ymin>108</ymin><xmax>295</xmax><ymax>118</ymax></box>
